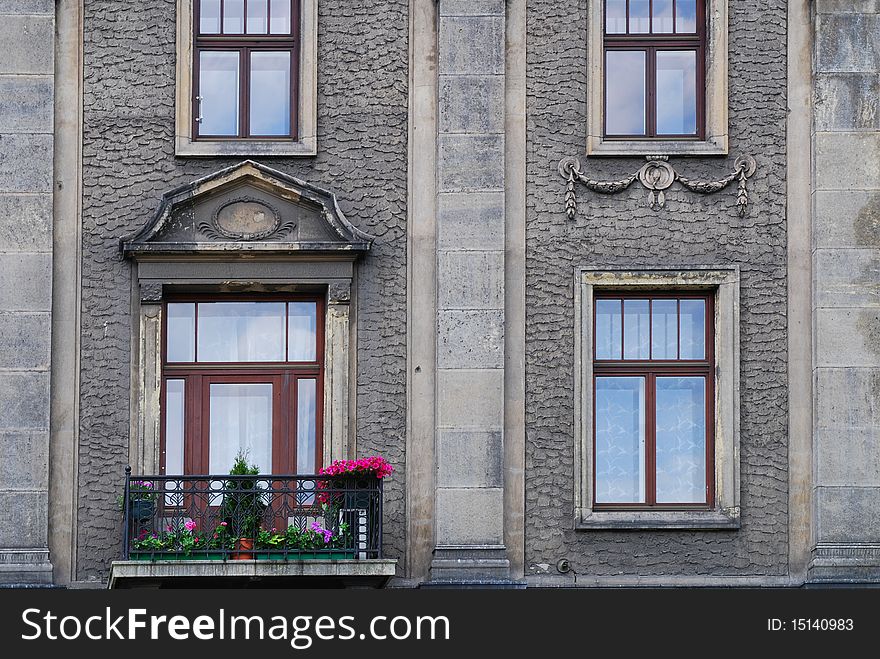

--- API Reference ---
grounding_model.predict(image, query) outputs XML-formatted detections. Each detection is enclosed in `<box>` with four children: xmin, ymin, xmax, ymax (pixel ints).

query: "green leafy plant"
<box><xmin>219</xmin><ymin>450</ymin><xmax>266</xmax><ymax>541</ymax></box>
<box><xmin>283</xmin><ymin>521</ymin><xmax>352</xmax><ymax>551</ymax></box>
<box><xmin>255</xmin><ymin>527</ymin><xmax>285</xmax><ymax>550</ymax></box>
<box><xmin>116</xmin><ymin>480</ymin><xmax>158</xmax><ymax>512</ymax></box>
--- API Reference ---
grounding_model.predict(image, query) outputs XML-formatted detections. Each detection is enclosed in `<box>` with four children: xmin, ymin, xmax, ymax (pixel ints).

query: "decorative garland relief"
<box><xmin>558</xmin><ymin>155</ymin><xmax>757</xmax><ymax>220</ymax></box>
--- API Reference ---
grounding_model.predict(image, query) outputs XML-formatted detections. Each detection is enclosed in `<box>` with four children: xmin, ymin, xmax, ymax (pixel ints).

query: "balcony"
<box><xmin>108</xmin><ymin>469</ymin><xmax>397</xmax><ymax>588</ymax></box>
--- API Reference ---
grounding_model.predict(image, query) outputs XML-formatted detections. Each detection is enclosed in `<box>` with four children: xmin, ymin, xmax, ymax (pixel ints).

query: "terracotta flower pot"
<box><xmin>232</xmin><ymin>537</ymin><xmax>254</xmax><ymax>560</ymax></box>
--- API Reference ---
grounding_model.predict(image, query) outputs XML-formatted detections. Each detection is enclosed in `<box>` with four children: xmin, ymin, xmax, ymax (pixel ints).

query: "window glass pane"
<box><xmin>200</xmin><ymin>0</ymin><xmax>221</xmax><ymax>33</ymax></box>
<box><xmin>197</xmin><ymin>302</ymin><xmax>285</xmax><ymax>362</ymax></box>
<box><xmin>164</xmin><ymin>380</ymin><xmax>185</xmax><ymax>475</ymax></box>
<box><xmin>676</xmin><ymin>0</ymin><xmax>697</xmax><ymax>33</ymax></box>
<box><xmin>595</xmin><ymin>299</ymin><xmax>622</xmax><ymax>360</ymax></box>
<box><xmin>288</xmin><ymin>302</ymin><xmax>317</xmax><ymax>362</ymax></box>
<box><xmin>655</xmin><ymin>377</ymin><xmax>706</xmax><ymax>503</ymax></box>
<box><xmin>656</xmin><ymin>50</ymin><xmax>697</xmax><ymax>135</ymax></box>
<box><xmin>652</xmin><ymin>0</ymin><xmax>674</xmax><ymax>33</ymax></box>
<box><xmin>595</xmin><ymin>377</ymin><xmax>646</xmax><ymax>504</ymax></box>
<box><xmin>223</xmin><ymin>0</ymin><xmax>244</xmax><ymax>33</ymax></box>
<box><xmin>249</xmin><ymin>52</ymin><xmax>291</xmax><ymax>136</ymax></box>
<box><xmin>605</xmin><ymin>0</ymin><xmax>627</xmax><ymax>34</ymax></box>
<box><xmin>247</xmin><ymin>0</ymin><xmax>268</xmax><ymax>33</ymax></box>
<box><xmin>623</xmin><ymin>299</ymin><xmax>650</xmax><ymax>359</ymax></box>
<box><xmin>605</xmin><ymin>51</ymin><xmax>646</xmax><ymax>136</ymax></box>
<box><xmin>208</xmin><ymin>383</ymin><xmax>273</xmax><ymax>475</ymax></box>
<box><xmin>198</xmin><ymin>51</ymin><xmax>239</xmax><ymax>136</ymax></box>
<box><xmin>269</xmin><ymin>0</ymin><xmax>291</xmax><ymax>34</ymax></box>
<box><xmin>167</xmin><ymin>303</ymin><xmax>195</xmax><ymax>362</ymax></box>
<box><xmin>651</xmin><ymin>299</ymin><xmax>678</xmax><ymax>359</ymax></box>
<box><xmin>628</xmin><ymin>0</ymin><xmax>650</xmax><ymax>33</ymax></box>
<box><xmin>296</xmin><ymin>379</ymin><xmax>317</xmax><ymax>474</ymax></box>
<box><xmin>679</xmin><ymin>299</ymin><xmax>706</xmax><ymax>359</ymax></box>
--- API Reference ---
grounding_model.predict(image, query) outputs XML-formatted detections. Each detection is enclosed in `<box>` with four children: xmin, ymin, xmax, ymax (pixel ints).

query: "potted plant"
<box><xmin>118</xmin><ymin>480</ymin><xmax>158</xmax><ymax>522</ymax></box>
<box><xmin>283</xmin><ymin>521</ymin><xmax>353</xmax><ymax>559</ymax></box>
<box><xmin>317</xmin><ymin>456</ymin><xmax>392</xmax><ymax>552</ymax></box>
<box><xmin>254</xmin><ymin>527</ymin><xmax>286</xmax><ymax>560</ymax></box>
<box><xmin>219</xmin><ymin>451</ymin><xmax>266</xmax><ymax>559</ymax></box>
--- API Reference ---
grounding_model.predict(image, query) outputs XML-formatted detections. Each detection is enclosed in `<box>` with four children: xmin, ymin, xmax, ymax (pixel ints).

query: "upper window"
<box><xmin>162</xmin><ymin>297</ymin><xmax>324</xmax><ymax>476</ymax></box>
<box><xmin>592</xmin><ymin>292</ymin><xmax>714</xmax><ymax>508</ymax></box>
<box><xmin>586</xmin><ymin>0</ymin><xmax>727</xmax><ymax>156</ymax></box>
<box><xmin>194</xmin><ymin>0</ymin><xmax>298</xmax><ymax>140</ymax></box>
<box><xmin>176</xmin><ymin>0</ymin><xmax>317</xmax><ymax>156</ymax></box>
<box><xmin>603</xmin><ymin>0</ymin><xmax>704</xmax><ymax>139</ymax></box>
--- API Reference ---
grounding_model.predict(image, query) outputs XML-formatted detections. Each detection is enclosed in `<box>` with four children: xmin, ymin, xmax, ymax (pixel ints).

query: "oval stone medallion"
<box><xmin>214</xmin><ymin>199</ymin><xmax>280</xmax><ymax>240</ymax></box>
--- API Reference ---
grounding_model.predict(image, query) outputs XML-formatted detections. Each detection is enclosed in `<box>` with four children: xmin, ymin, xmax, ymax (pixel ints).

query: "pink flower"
<box><xmin>184</xmin><ymin>520</ymin><xmax>197</xmax><ymax>531</ymax></box>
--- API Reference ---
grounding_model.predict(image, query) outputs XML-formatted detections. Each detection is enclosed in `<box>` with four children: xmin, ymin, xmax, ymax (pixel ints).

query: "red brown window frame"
<box><xmin>592</xmin><ymin>290</ymin><xmax>715</xmax><ymax>510</ymax></box>
<box><xmin>193</xmin><ymin>0</ymin><xmax>301</xmax><ymax>141</ymax></box>
<box><xmin>603</xmin><ymin>0</ymin><xmax>706</xmax><ymax>140</ymax></box>
<box><xmin>159</xmin><ymin>293</ymin><xmax>325</xmax><ymax>477</ymax></box>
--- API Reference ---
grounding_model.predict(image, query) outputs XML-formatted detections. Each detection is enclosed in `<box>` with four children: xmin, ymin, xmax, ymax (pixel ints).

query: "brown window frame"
<box><xmin>603</xmin><ymin>0</ymin><xmax>706</xmax><ymax>140</ymax></box>
<box><xmin>592</xmin><ymin>291</ymin><xmax>715</xmax><ymax>510</ymax></box>
<box><xmin>159</xmin><ymin>294</ymin><xmax>325</xmax><ymax>477</ymax></box>
<box><xmin>193</xmin><ymin>0</ymin><xmax>300</xmax><ymax>141</ymax></box>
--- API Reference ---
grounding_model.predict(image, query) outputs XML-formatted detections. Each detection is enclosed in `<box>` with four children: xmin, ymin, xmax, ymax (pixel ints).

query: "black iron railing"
<box><xmin>122</xmin><ymin>467</ymin><xmax>383</xmax><ymax>561</ymax></box>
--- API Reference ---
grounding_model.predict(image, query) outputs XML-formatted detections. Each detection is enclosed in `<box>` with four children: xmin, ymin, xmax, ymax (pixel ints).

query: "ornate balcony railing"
<box><xmin>121</xmin><ymin>467</ymin><xmax>383</xmax><ymax>561</ymax></box>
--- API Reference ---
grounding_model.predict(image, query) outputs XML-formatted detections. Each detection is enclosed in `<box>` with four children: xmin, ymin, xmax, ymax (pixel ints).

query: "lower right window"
<box><xmin>577</xmin><ymin>268</ymin><xmax>740</xmax><ymax>529</ymax></box>
<box><xmin>593</xmin><ymin>293</ymin><xmax>714</xmax><ymax>509</ymax></box>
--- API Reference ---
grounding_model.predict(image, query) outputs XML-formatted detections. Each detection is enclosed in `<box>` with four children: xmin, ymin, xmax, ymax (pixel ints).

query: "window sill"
<box><xmin>586</xmin><ymin>134</ymin><xmax>729</xmax><ymax>158</ymax></box>
<box><xmin>576</xmin><ymin>508</ymin><xmax>740</xmax><ymax>530</ymax></box>
<box><xmin>175</xmin><ymin>136</ymin><xmax>317</xmax><ymax>158</ymax></box>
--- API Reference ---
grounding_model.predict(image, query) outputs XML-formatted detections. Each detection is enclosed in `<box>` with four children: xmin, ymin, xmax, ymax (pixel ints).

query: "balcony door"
<box><xmin>161</xmin><ymin>297</ymin><xmax>324</xmax><ymax>476</ymax></box>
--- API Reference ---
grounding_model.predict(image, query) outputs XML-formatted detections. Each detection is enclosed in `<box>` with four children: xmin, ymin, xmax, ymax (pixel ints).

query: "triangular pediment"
<box><xmin>122</xmin><ymin>161</ymin><xmax>373</xmax><ymax>258</ymax></box>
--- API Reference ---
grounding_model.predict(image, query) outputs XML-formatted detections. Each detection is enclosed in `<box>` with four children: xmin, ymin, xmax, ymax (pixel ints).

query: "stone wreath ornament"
<box><xmin>558</xmin><ymin>154</ymin><xmax>757</xmax><ymax>219</ymax></box>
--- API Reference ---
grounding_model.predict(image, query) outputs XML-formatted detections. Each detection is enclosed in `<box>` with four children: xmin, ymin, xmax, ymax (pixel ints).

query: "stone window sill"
<box><xmin>586</xmin><ymin>135</ymin><xmax>729</xmax><ymax>158</ymax></box>
<box><xmin>175</xmin><ymin>137</ymin><xmax>317</xmax><ymax>158</ymax></box>
<box><xmin>577</xmin><ymin>509</ymin><xmax>741</xmax><ymax>530</ymax></box>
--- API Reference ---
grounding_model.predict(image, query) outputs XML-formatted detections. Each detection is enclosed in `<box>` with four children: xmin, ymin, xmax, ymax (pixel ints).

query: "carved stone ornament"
<box><xmin>198</xmin><ymin>196</ymin><xmax>295</xmax><ymax>241</ymax></box>
<box><xmin>139</xmin><ymin>280</ymin><xmax>165</xmax><ymax>303</ymax></box>
<box><xmin>328</xmin><ymin>281</ymin><xmax>352</xmax><ymax>304</ymax></box>
<box><xmin>558</xmin><ymin>154</ymin><xmax>757</xmax><ymax>219</ymax></box>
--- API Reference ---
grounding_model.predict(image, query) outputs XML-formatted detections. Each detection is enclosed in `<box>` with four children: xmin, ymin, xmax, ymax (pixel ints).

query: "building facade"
<box><xmin>0</xmin><ymin>0</ymin><xmax>877</xmax><ymax>588</ymax></box>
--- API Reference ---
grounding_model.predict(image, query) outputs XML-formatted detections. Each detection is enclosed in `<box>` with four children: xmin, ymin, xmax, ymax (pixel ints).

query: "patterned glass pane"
<box><xmin>595</xmin><ymin>377</ymin><xmax>646</xmax><ymax>503</ymax></box>
<box><xmin>679</xmin><ymin>299</ymin><xmax>706</xmax><ymax>359</ymax></box>
<box><xmin>596</xmin><ymin>299</ymin><xmax>622</xmax><ymax>359</ymax></box>
<box><xmin>651</xmin><ymin>299</ymin><xmax>678</xmax><ymax>359</ymax></box>
<box><xmin>655</xmin><ymin>377</ymin><xmax>706</xmax><ymax>503</ymax></box>
<box><xmin>623</xmin><ymin>299</ymin><xmax>650</xmax><ymax>359</ymax></box>
<box><xmin>166</xmin><ymin>303</ymin><xmax>195</xmax><ymax>362</ymax></box>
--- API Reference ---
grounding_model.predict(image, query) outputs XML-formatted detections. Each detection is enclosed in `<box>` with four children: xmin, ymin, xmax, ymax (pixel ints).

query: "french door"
<box><xmin>160</xmin><ymin>297</ymin><xmax>324</xmax><ymax>477</ymax></box>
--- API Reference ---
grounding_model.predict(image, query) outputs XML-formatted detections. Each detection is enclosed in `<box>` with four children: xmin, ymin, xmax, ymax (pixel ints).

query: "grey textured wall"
<box><xmin>524</xmin><ymin>0</ymin><xmax>789</xmax><ymax>576</ymax></box>
<box><xmin>77</xmin><ymin>0</ymin><xmax>408</xmax><ymax>581</ymax></box>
